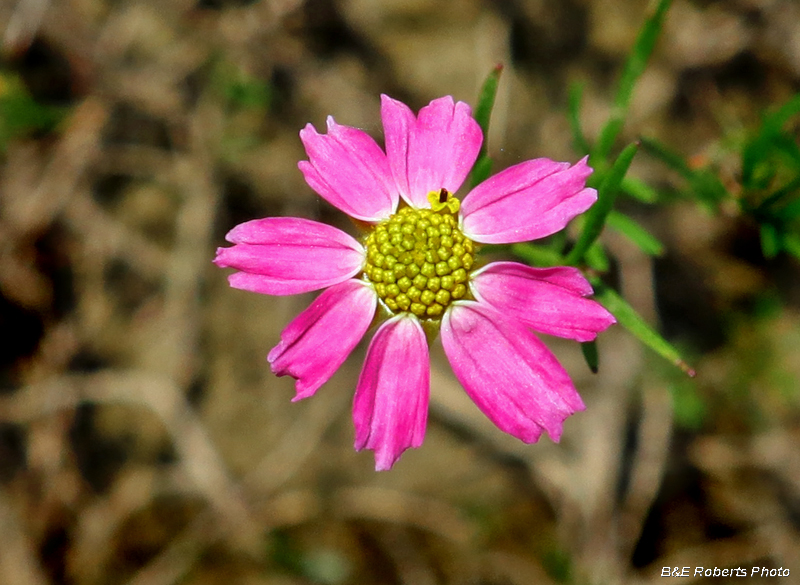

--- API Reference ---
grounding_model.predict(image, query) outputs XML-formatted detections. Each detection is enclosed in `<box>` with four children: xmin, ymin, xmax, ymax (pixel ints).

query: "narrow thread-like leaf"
<box><xmin>759</xmin><ymin>223</ymin><xmax>780</xmax><ymax>259</ymax></box>
<box><xmin>469</xmin><ymin>155</ymin><xmax>494</xmax><ymax>189</ymax></box>
<box><xmin>568</xmin><ymin>142</ymin><xmax>639</xmax><ymax>264</ymax></box>
<box><xmin>776</xmin><ymin>196</ymin><xmax>800</xmax><ymax>221</ymax></box>
<box><xmin>592</xmin><ymin>280</ymin><xmax>696</xmax><ymax>377</ymax></box>
<box><xmin>621</xmin><ymin>176</ymin><xmax>659</xmax><ymax>203</ymax></box>
<box><xmin>607</xmin><ymin>210</ymin><xmax>664</xmax><ymax>256</ymax></box>
<box><xmin>474</xmin><ymin>64</ymin><xmax>503</xmax><ymax>146</ymax></box>
<box><xmin>468</xmin><ymin>64</ymin><xmax>503</xmax><ymax>188</ymax></box>
<box><xmin>756</xmin><ymin>174</ymin><xmax>800</xmax><ymax>217</ymax></box>
<box><xmin>641</xmin><ymin>137</ymin><xmax>729</xmax><ymax>206</ymax></box>
<box><xmin>581</xmin><ymin>341</ymin><xmax>599</xmax><ymax>374</ymax></box>
<box><xmin>585</xmin><ymin>241</ymin><xmax>610</xmax><ymax>272</ymax></box>
<box><xmin>568</xmin><ymin>83</ymin><xmax>591</xmax><ymax>155</ymax></box>
<box><xmin>640</xmin><ymin>136</ymin><xmax>693</xmax><ymax>179</ymax></box>
<box><xmin>743</xmin><ymin>93</ymin><xmax>800</xmax><ymax>187</ymax></box>
<box><xmin>783</xmin><ymin>233</ymin><xmax>800</xmax><ymax>260</ymax></box>
<box><xmin>594</xmin><ymin>0</ymin><xmax>672</xmax><ymax>161</ymax></box>
<box><xmin>510</xmin><ymin>243</ymin><xmax>564</xmax><ymax>268</ymax></box>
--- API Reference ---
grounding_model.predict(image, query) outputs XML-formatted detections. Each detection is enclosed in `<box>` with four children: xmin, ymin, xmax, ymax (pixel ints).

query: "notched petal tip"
<box><xmin>269</xmin><ymin>280</ymin><xmax>377</xmax><ymax>400</ymax></box>
<box><xmin>452</xmin><ymin>97</ymin><xmax>473</xmax><ymax>118</ymax></box>
<box><xmin>298</xmin><ymin>114</ymin><xmax>397</xmax><ymax>222</ymax></box>
<box><xmin>382</xmin><ymin>93</ymin><xmax>482</xmax><ymax>208</ymax></box>
<box><xmin>470</xmin><ymin>262</ymin><xmax>617</xmax><ymax>342</ymax></box>
<box><xmin>353</xmin><ymin>315</ymin><xmax>430</xmax><ymax>471</ymax></box>
<box><xmin>442</xmin><ymin>302</ymin><xmax>584</xmax><ymax>443</ymax></box>
<box><xmin>461</xmin><ymin>157</ymin><xmax>599</xmax><ymax>244</ymax></box>
<box><xmin>213</xmin><ymin>218</ymin><xmax>364</xmax><ymax>296</ymax></box>
<box><xmin>213</xmin><ymin>247</ymin><xmax>229</xmax><ymax>266</ymax></box>
<box><xmin>380</xmin><ymin>93</ymin><xmax>401</xmax><ymax>107</ymax></box>
<box><xmin>298</xmin><ymin>122</ymin><xmax>318</xmax><ymax>142</ymax></box>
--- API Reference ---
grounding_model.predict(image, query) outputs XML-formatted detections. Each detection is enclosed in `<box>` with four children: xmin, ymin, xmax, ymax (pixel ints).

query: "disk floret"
<box><xmin>363</xmin><ymin>190</ymin><xmax>475</xmax><ymax>319</ymax></box>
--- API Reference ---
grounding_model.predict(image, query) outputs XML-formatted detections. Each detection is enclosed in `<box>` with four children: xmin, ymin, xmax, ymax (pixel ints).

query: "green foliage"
<box><xmin>541</xmin><ymin>546</ymin><xmax>573</xmax><ymax>583</ymax></box>
<box><xmin>591</xmin><ymin>280</ymin><xmax>696</xmax><ymax>378</ymax></box>
<box><xmin>567</xmin><ymin>142</ymin><xmax>639</xmax><ymax>264</ymax></box>
<box><xmin>212</xmin><ymin>59</ymin><xmax>272</xmax><ymax>111</ymax></box>
<box><xmin>592</xmin><ymin>0</ymin><xmax>672</xmax><ymax>165</ymax></box>
<box><xmin>567</xmin><ymin>83</ymin><xmax>590</xmax><ymax>155</ymax></box>
<box><xmin>510</xmin><ymin>242</ymin><xmax>564</xmax><ymax>268</ymax></box>
<box><xmin>581</xmin><ymin>340</ymin><xmax>599</xmax><ymax>374</ymax></box>
<box><xmin>210</xmin><ymin>58</ymin><xmax>273</xmax><ymax>160</ymax></box>
<box><xmin>666</xmin><ymin>367</ymin><xmax>707</xmax><ymax>430</ymax></box>
<box><xmin>563</xmin><ymin>0</ymin><xmax>671</xmax><ymax>262</ymax></box>
<box><xmin>639</xmin><ymin>137</ymin><xmax>728</xmax><ymax>208</ymax></box>
<box><xmin>642</xmin><ymin>92</ymin><xmax>800</xmax><ymax>261</ymax></box>
<box><xmin>468</xmin><ymin>64</ymin><xmax>503</xmax><ymax>188</ymax></box>
<box><xmin>621</xmin><ymin>176</ymin><xmax>659</xmax><ymax>203</ymax></box>
<box><xmin>606</xmin><ymin>210</ymin><xmax>664</xmax><ymax>256</ymax></box>
<box><xmin>469</xmin><ymin>0</ymin><xmax>693</xmax><ymax>377</ymax></box>
<box><xmin>468</xmin><ymin>155</ymin><xmax>494</xmax><ymax>189</ymax></box>
<box><xmin>0</xmin><ymin>71</ymin><xmax>66</xmax><ymax>152</ymax></box>
<box><xmin>267</xmin><ymin>530</ymin><xmax>351</xmax><ymax>584</ymax></box>
<box><xmin>742</xmin><ymin>94</ymin><xmax>800</xmax><ymax>260</ymax></box>
<box><xmin>741</xmin><ymin>94</ymin><xmax>800</xmax><ymax>190</ymax></box>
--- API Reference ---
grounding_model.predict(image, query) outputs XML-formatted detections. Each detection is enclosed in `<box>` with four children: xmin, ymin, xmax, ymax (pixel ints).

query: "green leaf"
<box><xmin>765</xmin><ymin>92</ymin><xmax>800</xmax><ymax>130</ymax></box>
<box><xmin>607</xmin><ymin>210</ymin><xmax>664</xmax><ymax>256</ymax></box>
<box><xmin>212</xmin><ymin>61</ymin><xmax>271</xmax><ymax>110</ymax></box>
<box><xmin>776</xmin><ymin>196</ymin><xmax>800</xmax><ymax>221</ymax></box>
<box><xmin>690</xmin><ymin>170</ymin><xmax>730</xmax><ymax>207</ymax></box>
<box><xmin>473</xmin><ymin>64</ymin><xmax>503</xmax><ymax>147</ymax></box>
<box><xmin>782</xmin><ymin>232</ymin><xmax>800</xmax><ymax>260</ymax></box>
<box><xmin>771</xmin><ymin>133</ymin><xmax>800</xmax><ymax>166</ymax></box>
<box><xmin>593</xmin><ymin>0</ymin><xmax>672</xmax><ymax>162</ymax></box>
<box><xmin>581</xmin><ymin>340</ymin><xmax>599</xmax><ymax>373</ymax></box>
<box><xmin>640</xmin><ymin>136</ymin><xmax>693</xmax><ymax>178</ymax></box>
<box><xmin>227</xmin><ymin>78</ymin><xmax>271</xmax><ymax>109</ymax></box>
<box><xmin>670</xmin><ymin>379</ymin><xmax>706</xmax><ymax>430</ymax></box>
<box><xmin>742</xmin><ymin>93</ymin><xmax>800</xmax><ymax>187</ymax></box>
<box><xmin>754</xmin><ymin>174</ymin><xmax>800</xmax><ymax>217</ymax></box>
<box><xmin>0</xmin><ymin>72</ymin><xmax>65</xmax><ymax>150</ymax></box>
<box><xmin>469</xmin><ymin>155</ymin><xmax>493</xmax><ymax>189</ymax></box>
<box><xmin>592</xmin><ymin>280</ymin><xmax>696</xmax><ymax>377</ymax></box>
<box><xmin>641</xmin><ymin>137</ymin><xmax>729</xmax><ymax>207</ymax></box>
<box><xmin>468</xmin><ymin>64</ymin><xmax>503</xmax><ymax>188</ymax></box>
<box><xmin>567</xmin><ymin>83</ymin><xmax>590</xmax><ymax>155</ymax></box>
<box><xmin>759</xmin><ymin>223</ymin><xmax>780</xmax><ymax>258</ymax></box>
<box><xmin>568</xmin><ymin>142</ymin><xmax>639</xmax><ymax>264</ymax></box>
<box><xmin>621</xmin><ymin>176</ymin><xmax>659</xmax><ymax>203</ymax></box>
<box><xmin>744</xmin><ymin>157</ymin><xmax>777</xmax><ymax>192</ymax></box>
<box><xmin>585</xmin><ymin>241</ymin><xmax>610</xmax><ymax>272</ymax></box>
<box><xmin>510</xmin><ymin>243</ymin><xmax>564</xmax><ymax>267</ymax></box>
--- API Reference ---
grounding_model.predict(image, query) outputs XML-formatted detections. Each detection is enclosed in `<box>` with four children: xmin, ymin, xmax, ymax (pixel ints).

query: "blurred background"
<box><xmin>1</xmin><ymin>0</ymin><xmax>799</xmax><ymax>583</ymax></box>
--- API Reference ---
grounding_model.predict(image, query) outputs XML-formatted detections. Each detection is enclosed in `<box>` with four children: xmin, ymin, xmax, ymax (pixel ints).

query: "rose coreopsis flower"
<box><xmin>214</xmin><ymin>95</ymin><xmax>616</xmax><ymax>470</ymax></box>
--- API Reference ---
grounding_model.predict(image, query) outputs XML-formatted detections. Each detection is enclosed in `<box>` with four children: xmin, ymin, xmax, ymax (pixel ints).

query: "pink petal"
<box><xmin>470</xmin><ymin>262</ymin><xmax>616</xmax><ymax>342</ymax></box>
<box><xmin>214</xmin><ymin>217</ymin><xmax>364</xmax><ymax>295</ymax></box>
<box><xmin>353</xmin><ymin>314</ymin><xmax>429</xmax><ymax>471</ymax></box>
<box><xmin>380</xmin><ymin>95</ymin><xmax>415</xmax><ymax>204</ymax></box>
<box><xmin>441</xmin><ymin>302</ymin><xmax>585</xmax><ymax>443</ymax></box>
<box><xmin>461</xmin><ymin>156</ymin><xmax>597</xmax><ymax>244</ymax></box>
<box><xmin>381</xmin><ymin>95</ymin><xmax>482</xmax><ymax>208</ymax></box>
<box><xmin>299</xmin><ymin>117</ymin><xmax>398</xmax><ymax>222</ymax></box>
<box><xmin>268</xmin><ymin>279</ymin><xmax>377</xmax><ymax>400</ymax></box>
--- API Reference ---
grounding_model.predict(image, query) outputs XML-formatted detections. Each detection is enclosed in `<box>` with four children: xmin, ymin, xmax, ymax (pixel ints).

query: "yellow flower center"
<box><xmin>363</xmin><ymin>189</ymin><xmax>476</xmax><ymax>319</ymax></box>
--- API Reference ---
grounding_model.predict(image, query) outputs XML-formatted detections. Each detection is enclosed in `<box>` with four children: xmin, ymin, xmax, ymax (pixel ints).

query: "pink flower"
<box><xmin>214</xmin><ymin>95</ymin><xmax>616</xmax><ymax>470</ymax></box>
